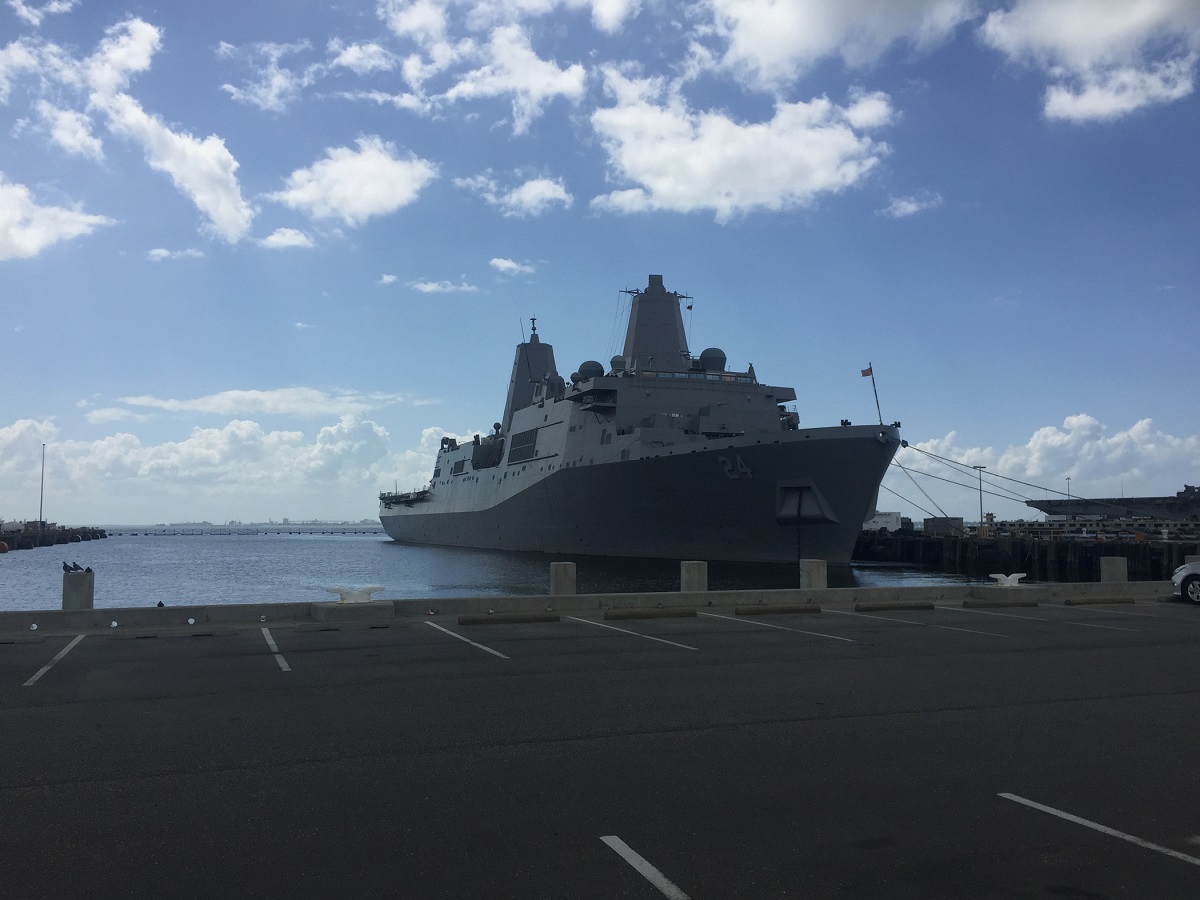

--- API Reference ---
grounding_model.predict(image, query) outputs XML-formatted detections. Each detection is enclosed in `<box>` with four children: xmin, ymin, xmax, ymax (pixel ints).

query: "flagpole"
<box><xmin>868</xmin><ymin>363</ymin><xmax>882</xmax><ymax>425</ymax></box>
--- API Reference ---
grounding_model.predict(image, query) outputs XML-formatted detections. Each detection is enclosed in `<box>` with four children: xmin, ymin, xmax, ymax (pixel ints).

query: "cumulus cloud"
<box><xmin>442</xmin><ymin>24</ymin><xmax>586</xmax><ymax>133</ymax></box>
<box><xmin>409</xmin><ymin>279</ymin><xmax>478</xmax><ymax>293</ymax></box>
<box><xmin>117</xmin><ymin>387</ymin><xmax>409</xmax><ymax>419</ymax></box>
<box><xmin>980</xmin><ymin>0</ymin><xmax>1200</xmax><ymax>121</ymax></box>
<box><xmin>881</xmin><ymin>192</ymin><xmax>942</xmax><ymax>218</ymax></box>
<box><xmin>455</xmin><ymin>172</ymin><xmax>572</xmax><ymax>216</ymax></box>
<box><xmin>327</xmin><ymin>38</ymin><xmax>397</xmax><ymax>74</ymax></box>
<box><xmin>0</xmin><ymin>175</ymin><xmax>115</xmax><ymax>260</ymax></box>
<box><xmin>591</xmin><ymin>70</ymin><xmax>893</xmax><ymax>221</ymax></box>
<box><xmin>8</xmin><ymin>0</ymin><xmax>79</xmax><ymax>28</ymax></box>
<box><xmin>259</xmin><ymin>227</ymin><xmax>313</xmax><ymax>249</ymax></box>
<box><xmin>490</xmin><ymin>257</ymin><xmax>534</xmax><ymax>275</ymax></box>
<box><xmin>700</xmin><ymin>0</ymin><xmax>976</xmax><ymax>89</ymax></box>
<box><xmin>378</xmin><ymin>273</ymin><xmax>397</xmax><ymax>284</ymax></box>
<box><xmin>888</xmin><ymin>414</ymin><xmax>1200</xmax><ymax>520</ymax></box>
<box><xmin>81</xmin><ymin>20</ymin><xmax>255</xmax><ymax>243</ymax></box>
<box><xmin>266</xmin><ymin>135</ymin><xmax>438</xmax><ymax>226</ymax></box>
<box><xmin>218</xmin><ymin>40</ymin><xmax>319</xmax><ymax>113</ymax></box>
<box><xmin>146</xmin><ymin>247</ymin><xmax>204</xmax><ymax>261</ymax></box>
<box><xmin>34</xmin><ymin>100</ymin><xmax>103</xmax><ymax>159</ymax></box>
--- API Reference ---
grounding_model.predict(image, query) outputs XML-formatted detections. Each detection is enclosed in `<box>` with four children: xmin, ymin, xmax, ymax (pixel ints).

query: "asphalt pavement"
<box><xmin>3</xmin><ymin>599</ymin><xmax>1200</xmax><ymax>898</ymax></box>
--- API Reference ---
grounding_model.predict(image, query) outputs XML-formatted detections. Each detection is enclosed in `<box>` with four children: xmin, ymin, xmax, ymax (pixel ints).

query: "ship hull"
<box><xmin>380</xmin><ymin>426</ymin><xmax>896</xmax><ymax>566</ymax></box>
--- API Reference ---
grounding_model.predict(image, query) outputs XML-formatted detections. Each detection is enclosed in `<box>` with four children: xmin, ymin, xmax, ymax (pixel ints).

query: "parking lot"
<box><xmin>3</xmin><ymin>599</ymin><xmax>1200</xmax><ymax>898</ymax></box>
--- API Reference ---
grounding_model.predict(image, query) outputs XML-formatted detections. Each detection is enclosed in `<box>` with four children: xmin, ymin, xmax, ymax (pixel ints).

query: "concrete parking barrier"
<box><xmin>734</xmin><ymin>604</ymin><xmax>821</xmax><ymax>616</ymax></box>
<box><xmin>458</xmin><ymin>612</ymin><xmax>560</xmax><ymax>625</ymax></box>
<box><xmin>604</xmin><ymin>608</ymin><xmax>697</xmax><ymax>620</ymax></box>
<box><xmin>855</xmin><ymin>601</ymin><xmax>935</xmax><ymax>612</ymax></box>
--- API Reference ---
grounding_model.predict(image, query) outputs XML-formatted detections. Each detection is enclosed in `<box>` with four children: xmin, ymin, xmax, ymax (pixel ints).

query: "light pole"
<box><xmin>1066</xmin><ymin>476</ymin><xmax>1071</xmax><ymax>522</ymax></box>
<box><xmin>38</xmin><ymin>442</ymin><xmax>45</xmax><ymax>532</ymax></box>
<box><xmin>973</xmin><ymin>465</ymin><xmax>985</xmax><ymax>533</ymax></box>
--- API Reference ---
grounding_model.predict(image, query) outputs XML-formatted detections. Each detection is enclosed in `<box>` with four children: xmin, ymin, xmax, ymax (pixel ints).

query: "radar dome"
<box><xmin>578</xmin><ymin>360</ymin><xmax>605</xmax><ymax>381</ymax></box>
<box><xmin>610</xmin><ymin>355</ymin><xmax>626</xmax><ymax>373</ymax></box>
<box><xmin>699</xmin><ymin>348</ymin><xmax>727</xmax><ymax>372</ymax></box>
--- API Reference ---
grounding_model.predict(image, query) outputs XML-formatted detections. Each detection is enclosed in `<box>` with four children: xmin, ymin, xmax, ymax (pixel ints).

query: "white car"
<box><xmin>1172</xmin><ymin>562</ymin><xmax>1200</xmax><ymax>603</ymax></box>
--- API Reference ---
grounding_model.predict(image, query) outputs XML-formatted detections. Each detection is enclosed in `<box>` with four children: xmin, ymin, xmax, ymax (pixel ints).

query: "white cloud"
<box><xmin>980</xmin><ymin>0</ymin><xmax>1200</xmax><ymax>121</ymax></box>
<box><xmin>0</xmin><ymin>175</ymin><xmax>114</xmax><ymax>260</ymax></box>
<box><xmin>118</xmin><ymin>387</ymin><xmax>409</xmax><ymax>419</ymax></box>
<box><xmin>82</xmin><ymin>20</ymin><xmax>255</xmax><ymax>243</ymax></box>
<box><xmin>85</xmin><ymin>407</ymin><xmax>150</xmax><ymax>424</ymax></box>
<box><xmin>294</xmin><ymin>322</ymin><xmax>316</xmax><ymax>330</ymax></box>
<box><xmin>590</xmin><ymin>70</ymin><xmax>893</xmax><ymax>222</ymax></box>
<box><xmin>442</xmin><ymin>24</ymin><xmax>586</xmax><ymax>133</ymax></box>
<box><xmin>0</xmin><ymin>38</ymin><xmax>43</xmax><ymax>103</ymax></box>
<box><xmin>328</xmin><ymin>38</ymin><xmax>397</xmax><ymax>74</ymax></box>
<box><xmin>455</xmin><ymin>172</ymin><xmax>572</xmax><ymax>216</ymax></box>
<box><xmin>409</xmin><ymin>279</ymin><xmax>478</xmax><ymax>293</ymax></box>
<box><xmin>34</xmin><ymin>100</ymin><xmax>103</xmax><ymax>159</ymax></box>
<box><xmin>219</xmin><ymin>40</ymin><xmax>318</xmax><ymax>113</ymax></box>
<box><xmin>490</xmin><ymin>257</ymin><xmax>534</xmax><ymax>275</ymax></box>
<box><xmin>95</xmin><ymin>93</ymin><xmax>255</xmax><ymax>242</ymax></box>
<box><xmin>889</xmin><ymin>414</ymin><xmax>1200</xmax><ymax>520</ymax></box>
<box><xmin>8</xmin><ymin>0</ymin><xmax>78</xmax><ymax>28</ymax></box>
<box><xmin>378</xmin><ymin>273</ymin><xmax>398</xmax><ymax>284</ymax></box>
<box><xmin>259</xmin><ymin>227</ymin><xmax>314</xmax><ymax>249</ymax></box>
<box><xmin>146</xmin><ymin>247</ymin><xmax>204</xmax><ymax>261</ymax></box>
<box><xmin>881</xmin><ymin>192</ymin><xmax>942</xmax><ymax>218</ymax></box>
<box><xmin>84</xmin><ymin>17</ymin><xmax>160</xmax><ymax>97</ymax></box>
<box><xmin>700</xmin><ymin>0</ymin><xmax>976</xmax><ymax>90</ymax></box>
<box><xmin>267</xmin><ymin>135</ymin><xmax>438</xmax><ymax>226</ymax></box>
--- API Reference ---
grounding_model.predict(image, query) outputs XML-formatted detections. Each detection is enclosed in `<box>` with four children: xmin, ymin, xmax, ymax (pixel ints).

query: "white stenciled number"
<box><xmin>719</xmin><ymin>455</ymin><xmax>753</xmax><ymax>479</ymax></box>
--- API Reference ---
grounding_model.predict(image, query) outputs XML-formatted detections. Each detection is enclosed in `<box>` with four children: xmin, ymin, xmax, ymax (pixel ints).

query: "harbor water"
<box><xmin>0</xmin><ymin>531</ymin><xmax>981</xmax><ymax>613</ymax></box>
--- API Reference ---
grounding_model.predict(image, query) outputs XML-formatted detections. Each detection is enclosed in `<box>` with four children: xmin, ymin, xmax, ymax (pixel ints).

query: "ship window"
<box><xmin>508</xmin><ymin>428</ymin><xmax>538</xmax><ymax>463</ymax></box>
<box><xmin>451</xmin><ymin>460</ymin><xmax>466</xmax><ymax>475</ymax></box>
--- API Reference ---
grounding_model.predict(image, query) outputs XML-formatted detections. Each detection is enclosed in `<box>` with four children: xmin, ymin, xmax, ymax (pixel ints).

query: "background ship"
<box><xmin>379</xmin><ymin>275</ymin><xmax>900</xmax><ymax>565</ymax></box>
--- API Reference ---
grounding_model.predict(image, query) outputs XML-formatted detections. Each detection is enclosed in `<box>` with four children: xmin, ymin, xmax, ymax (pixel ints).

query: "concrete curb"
<box><xmin>1063</xmin><ymin>597</ymin><xmax>1136</xmax><ymax>606</ymax></box>
<box><xmin>0</xmin><ymin>580</ymin><xmax>1174</xmax><ymax>636</ymax></box>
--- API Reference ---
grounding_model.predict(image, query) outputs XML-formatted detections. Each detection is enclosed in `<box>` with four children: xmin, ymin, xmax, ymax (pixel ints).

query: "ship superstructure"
<box><xmin>379</xmin><ymin>275</ymin><xmax>900</xmax><ymax>565</ymax></box>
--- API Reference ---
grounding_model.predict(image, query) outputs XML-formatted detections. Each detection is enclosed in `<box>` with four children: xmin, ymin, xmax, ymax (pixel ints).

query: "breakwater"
<box><xmin>855</xmin><ymin>533</ymin><xmax>1198</xmax><ymax>581</ymax></box>
<box><xmin>0</xmin><ymin>526</ymin><xmax>107</xmax><ymax>552</ymax></box>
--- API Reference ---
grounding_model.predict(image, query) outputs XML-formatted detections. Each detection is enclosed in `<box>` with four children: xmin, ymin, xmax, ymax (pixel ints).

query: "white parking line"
<box><xmin>938</xmin><ymin>606</ymin><xmax>1138</xmax><ymax>632</ymax></box>
<box><xmin>999</xmin><ymin>793</ymin><xmax>1200</xmax><ymax>867</ymax></box>
<box><xmin>23</xmin><ymin>634</ymin><xmax>85</xmax><ymax>686</ymax></box>
<box><xmin>260</xmin><ymin>627</ymin><xmax>291</xmax><ymax>672</ymax></box>
<box><xmin>825</xmin><ymin>608</ymin><xmax>1005</xmax><ymax>637</ymax></box>
<box><xmin>424</xmin><ymin>621</ymin><xmax>509</xmax><ymax>659</ymax></box>
<box><xmin>601</xmin><ymin>835</ymin><xmax>692</xmax><ymax>900</ymax></box>
<box><xmin>567</xmin><ymin>617</ymin><xmax>699</xmax><ymax>650</ymax></box>
<box><xmin>699</xmin><ymin>611</ymin><xmax>856</xmax><ymax>642</ymax></box>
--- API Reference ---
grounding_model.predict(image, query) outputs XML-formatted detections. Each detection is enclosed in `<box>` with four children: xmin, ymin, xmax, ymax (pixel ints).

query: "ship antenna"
<box><xmin>530</xmin><ymin>317</ymin><xmax>537</xmax><ymax>335</ymax></box>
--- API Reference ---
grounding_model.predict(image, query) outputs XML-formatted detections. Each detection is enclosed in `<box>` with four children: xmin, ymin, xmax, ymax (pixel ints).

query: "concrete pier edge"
<box><xmin>0</xmin><ymin>580</ymin><xmax>1177</xmax><ymax>637</ymax></box>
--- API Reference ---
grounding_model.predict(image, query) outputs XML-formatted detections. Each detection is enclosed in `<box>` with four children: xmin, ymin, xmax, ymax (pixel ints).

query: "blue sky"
<box><xmin>1</xmin><ymin>0</ymin><xmax>1197</xmax><ymax>526</ymax></box>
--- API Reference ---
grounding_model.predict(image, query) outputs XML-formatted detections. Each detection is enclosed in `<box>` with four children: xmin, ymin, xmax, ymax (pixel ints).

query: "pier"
<box><xmin>855</xmin><ymin>532</ymin><xmax>1198</xmax><ymax>581</ymax></box>
<box><xmin>0</xmin><ymin>525</ymin><xmax>106</xmax><ymax>552</ymax></box>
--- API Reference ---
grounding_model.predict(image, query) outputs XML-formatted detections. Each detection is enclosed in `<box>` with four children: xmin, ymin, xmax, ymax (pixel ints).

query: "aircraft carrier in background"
<box><xmin>379</xmin><ymin>274</ymin><xmax>901</xmax><ymax>565</ymax></box>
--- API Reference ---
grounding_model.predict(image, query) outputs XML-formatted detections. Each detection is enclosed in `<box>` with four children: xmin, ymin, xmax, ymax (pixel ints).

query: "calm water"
<box><xmin>0</xmin><ymin>532</ymin><xmax>979</xmax><ymax>612</ymax></box>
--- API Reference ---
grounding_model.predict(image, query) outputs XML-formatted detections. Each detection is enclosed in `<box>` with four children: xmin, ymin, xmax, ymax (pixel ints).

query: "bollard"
<box><xmin>798</xmin><ymin>559</ymin><xmax>827</xmax><ymax>590</ymax></box>
<box><xmin>63</xmin><ymin>569</ymin><xmax>95</xmax><ymax>610</ymax></box>
<box><xmin>680</xmin><ymin>560</ymin><xmax>708</xmax><ymax>592</ymax></box>
<box><xmin>1100</xmin><ymin>557</ymin><xmax>1128</xmax><ymax>583</ymax></box>
<box><xmin>550</xmin><ymin>561</ymin><xmax>577</xmax><ymax>596</ymax></box>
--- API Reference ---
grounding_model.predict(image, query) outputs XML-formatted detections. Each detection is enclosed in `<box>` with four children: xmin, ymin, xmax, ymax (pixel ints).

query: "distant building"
<box><xmin>864</xmin><ymin>511</ymin><xmax>902</xmax><ymax>532</ymax></box>
<box><xmin>923</xmin><ymin>517</ymin><xmax>966</xmax><ymax>537</ymax></box>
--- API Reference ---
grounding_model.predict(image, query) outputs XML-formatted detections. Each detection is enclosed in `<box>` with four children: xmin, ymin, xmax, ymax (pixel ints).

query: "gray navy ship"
<box><xmin>379</xmin><ymin>274</ymin><xmax>901</xmax><ymax>565</ymax></box>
